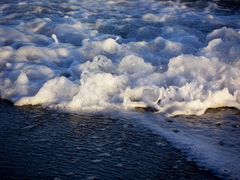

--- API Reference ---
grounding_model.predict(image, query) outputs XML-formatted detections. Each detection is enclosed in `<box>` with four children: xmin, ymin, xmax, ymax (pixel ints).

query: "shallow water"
<box><xmin>0</xmin><ymin>99</ymin><xmax>219</xmax><ymax>179</ymax></box>
<box><xmin>139</xmin><ymin>107</ymin><xmax>240</xmax><ymax>179</ymax></box>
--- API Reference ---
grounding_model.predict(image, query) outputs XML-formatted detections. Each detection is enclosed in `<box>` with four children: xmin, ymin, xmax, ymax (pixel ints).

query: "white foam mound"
<box><xmin>202</xmin><ymin>27</ymin><xmax>240</xmax><ymax>62</ymax></box>
<box><xmin>97</xmin><ymin>38</ymin><xmax>120</xmax><ymax>54</ymax></box>
<box><xmin>69</xmin><ymin>73</ymin><xmax>126</xmax><ymax>110</ymax></box>
<box><xmin>15</xmin><ymin>76</ymin><xmax>79</xmax><ymax>106</ymax></box>
<box><xmin>118</xmin><ymin>55</ymin><xmax>154</xmax><ymax>74</ymax></box>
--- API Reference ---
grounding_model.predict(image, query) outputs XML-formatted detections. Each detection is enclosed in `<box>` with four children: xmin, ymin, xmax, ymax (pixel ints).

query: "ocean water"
<box><xmin>0</xmin><ymin>99</ymin><xmax>220</xmax><ymax>179</ymax></box>
<box><xmin>0</xmin><ymin>0</ymin><xmax>240</xmax><ymax>179</ymax></box>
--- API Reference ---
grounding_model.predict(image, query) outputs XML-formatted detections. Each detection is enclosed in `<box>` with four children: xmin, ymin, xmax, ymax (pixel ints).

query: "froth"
<box><xmin>0</xmin><ymin>0</ymin><xmax>239</xmax><ymax>116</ymax></box>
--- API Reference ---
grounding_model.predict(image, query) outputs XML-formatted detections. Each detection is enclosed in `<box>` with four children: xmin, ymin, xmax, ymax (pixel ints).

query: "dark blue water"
<box><xmin>0</xmin><ymin>100</ymin><xmax>219</xmax><ymax>179</ymax></box>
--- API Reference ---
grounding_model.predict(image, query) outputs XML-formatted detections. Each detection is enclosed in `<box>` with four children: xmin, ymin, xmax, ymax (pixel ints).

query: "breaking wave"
<box><xmin>0</xmin><ymin>0</ymin><xmax>240</xmax><ymax>116</ymax></box>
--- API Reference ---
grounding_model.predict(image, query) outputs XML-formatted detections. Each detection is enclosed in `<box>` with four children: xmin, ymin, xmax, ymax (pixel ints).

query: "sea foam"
<box><xmin>0</xmin><ymin>1</ymin><xmax>239</xmax><ymax>116</ymax></box>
